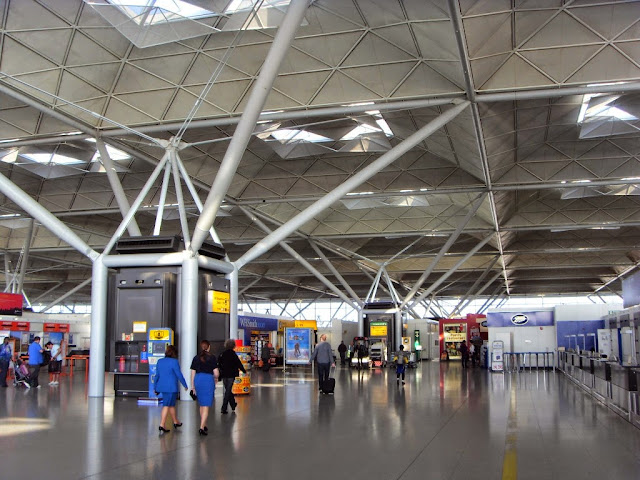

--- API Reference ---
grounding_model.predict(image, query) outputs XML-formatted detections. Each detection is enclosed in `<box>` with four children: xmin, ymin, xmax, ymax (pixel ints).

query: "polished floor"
<box><xmin>1</xmin><ymin>362</ymin><xmax>639</xmax><ymax>480</ymax></box>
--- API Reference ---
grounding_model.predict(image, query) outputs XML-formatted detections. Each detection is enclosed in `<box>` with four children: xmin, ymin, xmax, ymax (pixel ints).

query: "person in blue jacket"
<box><xmin>27</xmin><ymin>336</ymin><xmax>44</xmax><ymax>388</ymax></box>
<box><xmin>154</xmin><ymin>345</ymin><xmax>188</xmax><ymax>434</ymax></box>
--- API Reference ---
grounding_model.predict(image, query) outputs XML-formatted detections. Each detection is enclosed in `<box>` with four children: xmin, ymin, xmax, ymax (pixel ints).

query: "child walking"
<box><xmin>394</xmin><ymin>345</ymin><xmax>409</xmax><ymax>385</ymax></box>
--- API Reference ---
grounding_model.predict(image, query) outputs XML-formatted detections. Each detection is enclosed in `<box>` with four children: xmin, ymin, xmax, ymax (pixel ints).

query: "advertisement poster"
<box><xmin>285</xmin><ymin>328</ymin><xmax>312</xmax><ymax>365</ymax></box>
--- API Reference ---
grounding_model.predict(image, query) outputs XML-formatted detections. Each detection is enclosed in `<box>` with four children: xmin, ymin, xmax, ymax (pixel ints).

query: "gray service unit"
<box><xmin>106</xmin><ymin>236</ymin><xmax>230</xmax><ymax>396</ymax></box>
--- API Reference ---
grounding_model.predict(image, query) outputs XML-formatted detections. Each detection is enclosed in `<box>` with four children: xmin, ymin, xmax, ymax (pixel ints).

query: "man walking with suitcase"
<box><xmin>310</xmin><ymin>334</ymin><xmax>335</xmax><ymax>394</ymax></box>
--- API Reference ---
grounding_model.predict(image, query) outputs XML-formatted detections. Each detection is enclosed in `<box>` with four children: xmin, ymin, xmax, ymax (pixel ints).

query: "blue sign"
<box><xmin>487</xmin><ymin>311</ymin><xmax>554</xmax><ymax>327</ymax></box>
<box><xmin>238</xmin><ymin>315</ymin><xmax>279</xmax><ymax>331</ymax></box>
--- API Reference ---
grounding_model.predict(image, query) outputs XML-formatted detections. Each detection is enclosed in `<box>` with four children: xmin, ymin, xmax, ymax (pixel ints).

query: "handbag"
<box><xmin>189</xmin><ymin>389</ymin><xmax>197</xmax><ymax>401</ymax></box>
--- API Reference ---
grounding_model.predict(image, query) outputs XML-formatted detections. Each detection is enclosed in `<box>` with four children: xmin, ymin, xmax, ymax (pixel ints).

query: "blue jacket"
<box><xmin>28</xmin><ymin>342</ymin><xmax>43</xmax><ymax>365</ymax></box>
<box><xmin>154</xmin><ymin>357</ymin><xmax>187</xmax><ymax>393</ymax></box>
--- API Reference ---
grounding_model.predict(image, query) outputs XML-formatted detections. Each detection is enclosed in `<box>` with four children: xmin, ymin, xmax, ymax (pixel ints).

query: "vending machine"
<box><xmin>491</xmin><ymin>340</ymin><xmax>504</xmax><ymax>372</ymax></box>
<box><xmin>147</xmin><ymin>328</ymin><xmax>174</xmax><ymax>399</ymax></box>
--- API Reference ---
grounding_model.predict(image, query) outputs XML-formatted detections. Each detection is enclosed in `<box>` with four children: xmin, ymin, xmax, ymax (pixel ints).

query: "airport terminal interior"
<box><xmin>1</xmin><ymin>1</ymin><xmax>640</xmax><ymax>479</ymax></box>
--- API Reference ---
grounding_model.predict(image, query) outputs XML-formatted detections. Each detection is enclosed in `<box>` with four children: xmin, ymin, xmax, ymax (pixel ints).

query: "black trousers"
<box><xmin>317</xmin><ymin>363</ymin><xmax>330</xmax><ymax>389</ymax></box>
<box><xmin>0</xmin><ymin>358</ymin><xmax>9</xmax><ymax>386</ymax></box>
<box><xmin>221</xmin><ymin>377</ymin><xmax>237</xmax><ymax>411</ymax></box>
<box><xmin>30</xmin><ymin>363</ymin><xmax>41</xmax><ymax>386</ymax></box>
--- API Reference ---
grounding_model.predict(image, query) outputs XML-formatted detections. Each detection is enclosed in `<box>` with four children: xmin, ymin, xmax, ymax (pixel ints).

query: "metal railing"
<box><xmin>503</xmin><ymin>352</ymin><xmax>555</xmax><ymax>372</ymax></box>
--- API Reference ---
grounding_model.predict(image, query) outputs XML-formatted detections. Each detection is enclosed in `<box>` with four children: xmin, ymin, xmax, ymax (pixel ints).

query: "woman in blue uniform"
<box><xmin>154</xmin><ymin>345</ymin><xmax>188</xmax><ymax>434</ymax></box>
<box><xmin>190</xmin><ymin>340</ymin><xmax>219</xmax><ymax>436</ymax></box>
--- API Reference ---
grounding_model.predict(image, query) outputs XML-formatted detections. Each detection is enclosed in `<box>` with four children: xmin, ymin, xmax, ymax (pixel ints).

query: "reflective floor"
<box><xmin>1</xmin><ymin>362</ymin><xmax>639</xmax><ymax>480</ymax></box>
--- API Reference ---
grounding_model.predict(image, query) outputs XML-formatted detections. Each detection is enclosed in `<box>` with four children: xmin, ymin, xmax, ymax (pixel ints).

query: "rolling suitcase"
<box><xmin>321</xmin><ymin>365</ymin><xmax>336</xmax><ymax>394</ymax></box>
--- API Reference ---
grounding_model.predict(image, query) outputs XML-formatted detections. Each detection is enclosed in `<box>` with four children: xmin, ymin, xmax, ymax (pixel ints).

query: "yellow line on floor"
<box><xmin>502</xmin><ymin>385</ymin><xmax>518</xmax><ymax>480</ymax></box>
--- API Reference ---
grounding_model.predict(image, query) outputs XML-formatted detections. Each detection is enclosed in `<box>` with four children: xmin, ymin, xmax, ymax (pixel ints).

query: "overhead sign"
<box><xmin>0</xmin><ymin>293</ymin><xmax>22</xmax><ymax>316</ymax></box>
<box><xmin>210</xmin><ymin>290</ymin><xmax>230</xmax><ymax>314</ymax></box>
<box><xmin>44</xmin><ymin>323</ymin><xmax>70</xmax><ymax>333</ymax></box>
<box><xmin>132</xmin><ymin>321</ymin><xmax>147</xmax><ymax>333</ymax></box>
<box><xmin>487</xmin><ymin>311</ymin><xmax>554</xmax><ymax>327</ymax></box>
<box><xmin>238</xmin><ymin>315</ymin><xmax>278</xmax><ymax>331</ymax></box>
<box><xmin>1</xmin><ymin>321</ymin><xmax>30</xmax><ymax>331</ymax></box>
<box><xmin>278</xmin><ymin>320</ymin><xmax>295</xmax><ymax>332</ymax></box>
<box><xmin>294</xmin><ymin>320</ymin><xmax>317</xmax><ymax>329</ymax></box>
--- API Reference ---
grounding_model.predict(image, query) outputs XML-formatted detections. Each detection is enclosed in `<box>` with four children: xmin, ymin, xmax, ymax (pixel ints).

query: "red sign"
<box><xmin>0</xmin><ymin>293</ymin><xmax>22</xmax><ymax>316</ymax></box>
<box><xmin>44</xmin><ymin>323</ymin><xmax>69</xmax><ymax>333</ymax></box>
<box><xmin>1</xmin><ymin>320</ymin><xmax>13</xmax><ymax>329</ymax></box>
<box><xmin>12</xmin><ymin>322</ymin><xmax>30</xmax><ymax>331</ymax></box>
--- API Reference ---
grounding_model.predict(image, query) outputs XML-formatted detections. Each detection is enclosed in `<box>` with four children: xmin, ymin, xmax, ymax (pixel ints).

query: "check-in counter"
<box><xmin>592</xmin><ymin>360</ymin><xmax>611</xmax><ymax>401</ymax></box>
<box><xmin>579</xmin><ymin>356</ymin><xmax>594</xmax><ymax>389</ymax></box>
<box><xmin>609</xmin><ymin>363</ymin><xmax>638</xmax><ymax>418</ymax></box>
<box><xmin>630</xmin><ymin>369</ymin><xmax>640</xmax><ymax>428</ymax></box>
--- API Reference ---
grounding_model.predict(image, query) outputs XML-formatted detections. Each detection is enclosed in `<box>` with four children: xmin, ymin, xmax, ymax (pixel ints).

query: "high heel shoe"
<box><xmin>198</xmin><ymin>428</ymin><xmax>208</xmax><ymax>436</ymax></box>
<box><xmin>159</xmin><ymin>426</ymin><xmax>171</xmax><ymax>434</ymax></box>
<box><xmin>173</xmin><ymin>422</ymin><xmax>183</xmax><ymax>429</ymax></box>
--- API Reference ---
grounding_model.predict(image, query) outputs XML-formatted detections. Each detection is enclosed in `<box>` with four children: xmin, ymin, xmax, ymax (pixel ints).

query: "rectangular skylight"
<box><xmin>104</xmin><ymin>0</ymin><xmax>215</xmax><ymax>25</ymax></box>
<box><xmin>271</xmin><ymin>129</ymin><xmax>332</xmax><ymax>143</ymax></box>
<box><xmin>22</xmin><ymin>153</ymin><xmax>84</xmax><ymax>165</ymax></box>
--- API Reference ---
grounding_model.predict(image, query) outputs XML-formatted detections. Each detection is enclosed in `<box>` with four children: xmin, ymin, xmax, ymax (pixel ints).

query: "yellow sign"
<box><xmin>370</xmin><ymin>324</ymin><xmax>388</xmax><ymax>337</ymax></box>
<box><xmin>294</xmin><ymin>320</ymin><xmax>317</xmax><ymax>329</ymax></box>
<box><xmin>211</xmin><ymin>290</ymin><xmax>230</xmax><ymax>314</ymax></box>
<box><xmin>278</xmin><ymin>320</ymin><xmax>295</xmax><ymax>332</ymax></box>
<box><xmin>444</xmin><ymin>332</ymin><xmax>466</xmax><ymax>342</ymax></box>
<box><xmin>149</xmin><ymin>329</ymin><xmax>170</xmax><ymax>341</ymax></box>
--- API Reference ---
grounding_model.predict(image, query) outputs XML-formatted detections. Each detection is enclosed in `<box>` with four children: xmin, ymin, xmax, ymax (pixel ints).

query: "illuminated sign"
<box><xmin>210</xmin><ymin>291</ymin><xmax>230</xmax><ymax>314</ymax></box>
<box><xmin>0</xmin><ymin>293</ymin><xmax>22</xmax><ymax>316</ymax></box>
<box><xmin>370</xmin><ymin>322</ymin><xmax>388</xmax><ymax>337</ymax></box>
<box><xmin>278</xmin><ymin>320</ymin><xmax>295</xmax><ymax>332</ymax></box>
<box><xmin>149</xmin><ymin>329</ymin><xmax>170</xmax><ymax>341</ymax></box>
<box><xmin>294</xmin><ymin>320</ymin><xmax>317</xmax><ymax>329</ymax></box>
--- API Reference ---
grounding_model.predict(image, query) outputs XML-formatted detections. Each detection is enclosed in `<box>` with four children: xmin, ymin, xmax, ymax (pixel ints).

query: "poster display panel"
<box><xmin>285</xmin><ymin>327</ymin><xmax>312</xmax><ymax>365</ymax></box>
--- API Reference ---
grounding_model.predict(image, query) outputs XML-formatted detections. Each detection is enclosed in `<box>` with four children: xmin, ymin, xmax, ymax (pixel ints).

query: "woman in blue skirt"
<box><xmin>154</xmin><ymin>345</ymin><xmax>188</xmax><ymax>434</ymax></box>
<box><xmin>190</xmin><ymin>340</ymin><xmax>219</xmax><ymax>436</ymax></box>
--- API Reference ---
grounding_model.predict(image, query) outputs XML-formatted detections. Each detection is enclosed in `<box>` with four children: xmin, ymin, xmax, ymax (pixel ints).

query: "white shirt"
<box><xmin>51</xmin><ymin>344</ymin><xmax>62</xmax><ymax>361</ymax></box>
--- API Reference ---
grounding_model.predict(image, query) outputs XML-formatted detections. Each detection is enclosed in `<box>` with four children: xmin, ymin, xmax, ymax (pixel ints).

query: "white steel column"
<box><xmin>41</xmin><ymin>278</ymin><xmax>92</xmax><ymax>313</ymax></box>
<box><xmin>180</xmin><ymin>253</ymin><xmax>198</xmax><ymax>401</ymax></box>
<box><xmin>227</xmin><ymin>267</ymin><xmax>239</xmax><ymax>339</ymax></box>
<box><xmin>16</xmin><ymin>219</ymin><xmax>34</xmax><ymax>294</ymax></box>
<box><xmin>88</xmin><ymin>256</ymin><xmax>107</xmax><ymax>397</ymax></box>
<box><xmin>170</xmin><ymin>149</ymin><xmax>191</xmax><ymax>247</ymax></box>
<box><xmin>236</xmin><ymin>101</ymin><xmax>469</xmax><ymax>269</ymax></box>
<box><xmin>358</xmin><ymin>309</ymin><xmax>364</xmax><ymax>337</ymax></box>
<box><xmin>191</xmin><ymin>0</ymin><xmax>312</xmax><ymax>252</ymax></box>
<box><xmin>309</xmin><ymin>241</ymin><xmax>362</xmax><ymax>305</ymax></box>
<box><xmin>95</xmin><ymin>139</ymin><xmax>141</xmax><ymax>236</ymax></box>
<box><xmin>153</xmin><ymin>163</ymin><xmax>172</xmax><ymax>236</ymax></box>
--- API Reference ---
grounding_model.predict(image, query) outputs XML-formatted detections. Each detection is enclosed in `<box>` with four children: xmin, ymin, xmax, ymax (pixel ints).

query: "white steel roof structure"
<box><xmin>1</xmin><ymin>0</ymin><xmax>640</xmax><ymax>310</ymax></box>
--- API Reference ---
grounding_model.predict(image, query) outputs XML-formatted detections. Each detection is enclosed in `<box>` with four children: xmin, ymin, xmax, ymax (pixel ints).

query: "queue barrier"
<box><xmin>503</xmin><ymin>352</ymin><xmax>555</xmax><ymax>372</ymax></box>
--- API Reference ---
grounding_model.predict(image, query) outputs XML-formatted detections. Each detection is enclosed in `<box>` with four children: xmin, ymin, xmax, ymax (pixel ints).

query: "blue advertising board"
<box><xmin>486</xmin><ymin>311</ymin><xmax>554</xmax><ymax>327</ymax></box>
<box><xmin>238</xmin><ymin>315</ymin><xmax>279</xmax><ymax>331</ymax></box>
<box><xmin>285</xmin><ymin>328</ymin><xmax>312</xmax><ymax>365</ymax></box>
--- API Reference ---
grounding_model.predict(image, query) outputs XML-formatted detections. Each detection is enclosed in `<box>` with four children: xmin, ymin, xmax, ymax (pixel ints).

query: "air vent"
<box><xmin>115</xmin><ymin>236</ymin><xmax>182</xmax><ymax>254</ymax></box>
<box><xmin>364</xmin><ymin>301</ymin><xmax>397</xmax><ymax>310</ymax></box>
<box><xmin>198</xmin><ymin>241</ymin><xmax>226</xmax><ymax>260</ymax></box>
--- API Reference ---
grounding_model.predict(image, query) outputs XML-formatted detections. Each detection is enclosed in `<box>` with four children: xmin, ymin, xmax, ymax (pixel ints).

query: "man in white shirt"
<box><xmin>48</xmin><ymin>340</ymin><xmax>64</xmax><ymax>385</ymax></box>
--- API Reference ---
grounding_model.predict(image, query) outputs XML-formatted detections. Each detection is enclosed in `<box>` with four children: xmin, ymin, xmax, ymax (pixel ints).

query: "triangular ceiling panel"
<box><xmin>10</xmin><ymin>30</ymin><xmax>74</xmax><ymax>65</ymax></box>
<box><xmin>272</xmin><ymin>71</ymin><xmax>331</xmax><ymax>105</ymax></box>
<box><xmin>66</xmin><ymin>32</ymin><xmax>121</xmax><ymax>65</ymax></box>
<box><xmin>342</xmin><ymin>32</ymin><xmax>414</xmax><ymax>67</ymax></box>
<box><xmin>482</xmin><ymin>54</ymin><xmax>553</xmax><ymax>90</ymax></box>
<box><xmin>470</xmin><ymin>53</ymin><xmax>510</xmax><ymax>89</ymax></box>
<box><xmin>312</xmin><ymin>71</ymin><xmax>378</xmax><ymax>105</ymax></box>
<box><xmin>520</xmin><ymin>45</ymin><xmax>602</xmax><ymax>83</ymax></box>
<box><xmin>406</xmin><ymin>21</ymin><xmax>459</xmax><ymax>60</ymax></box>
<box><xmin>58</xmin><ymin>71</ymin><xmax>106</xmax><ymax>103</ymax></box>
<box><xmin>393</xmin><ymin>63</ymin><xmax>462</xmax><ymax>97</ymax></box>
<box><xmin>115</xmin><ymin>89</ymin><xmax>176</xmax><ymax>120</ymax></box>
<box><xmin>522</xmin><ymin>11</ymin><xmax>603</xmax><ymax>49</ymax></box>
<box><xmin>184</xmin><ymin>52</ymin><xmax>249</xmax><ymax>84</ymax></box>
<box><xmin>570</xmin><ymin>3</ymin><xmax>640</xmax><ymax>40</ymax></box>
<box><xmin>293</xmin><ymin>32</ymin><xmax>364</xmax><ymax>68</ymax></box>
<box><xmin>342</xmin><ymin>63</ymin><xmax>416</xmax><ymax>97</ymax></box>
<box><xmin>5</xmin><ymin>70</ymin><xmax>62</xmax><ymax>104</ymax></box>
<box><xmin>58</xmin><ymin>98</ymin><xmax>109</xmax><ymax>126</ymax></box>
<box><xmin>0</xmin><ymin>37</ymin><xmax>58</xmax><ymax>75</ymax></box>
<box><xmin>514</xmin><ymin>9</ymin><xmax>557</xmax><ymax>46</ymax></box>
<box><xmin>199</xmin><ymin>79</ymin><xmax>252</xmax><ymax>112</ymax></box>
<box><xmin>67</xmin><ymin>63</ymin><xmax>121</xmax><ymax>92</ymax></box>
<box><xmin>165</xmin><ymin>89</ymin><xmax>226</xmax><ymax>120</ymax></box>
<box><xmin>280</xmin><ymin>46</ymin><xmax>331</xmax><ymax>74</ymax></box>
<box><xmin>114</xmin><ymin>64</ymin><xmax>175</xmax><ymax>93</ymax></box>
<box><xmin>103</xmin><ymin>97</ymin><xmax>158</xmax><ymax>126</ymax></box>
<box><xmin>464</xmin><ymin>12</ymin><xmax>511</xmax><ymax>58</ymax></box>
<box><xmin>131</xmin><ymin>54</ymin><xmax>197</xmax><ymax>85</ymax></box>
<box><xmin>567</xmin><ymin>46</ymin><xmax>640</xmax><ymax>84</ymax></box>
<box><xmin>374</xmin><ymin>24</ymin><xmax>419</xmax><ymax>57</ymax></box>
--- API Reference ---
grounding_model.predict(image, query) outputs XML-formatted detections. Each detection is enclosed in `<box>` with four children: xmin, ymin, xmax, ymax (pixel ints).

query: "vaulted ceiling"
<box><xmin>0</xmin><ymin>0</ymin><xmax>640</xmax><ymax>309</ymax></box>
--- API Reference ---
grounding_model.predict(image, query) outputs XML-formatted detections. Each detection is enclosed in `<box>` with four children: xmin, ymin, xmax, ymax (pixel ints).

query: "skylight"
<box><xmin>225</xmin><ymin>0</ymin><xmax>293</xmax><ymax>14</ymax></box>
<box><xmin>104</xmin><ymin>0</ymin><xmax>214</xmax><ymax>25</ymax></box>
<box><xmin>340</xmin><ymin>109</ymin><xmax>393</xmax><ymax>141</ymax></box>
<box><xmin>271</xmin><ymin>129</ymin><xmax>332</xmax><ymax>143</ymax></box>
<box><xmin>21</xmin><ymin>153</ymin><xmax>84</xmax><ymax>165</ymax></box>
<box><xmin>85</xmin><ymin>140</ymin><xmax>131</xmax><ymax>162</ymax></box>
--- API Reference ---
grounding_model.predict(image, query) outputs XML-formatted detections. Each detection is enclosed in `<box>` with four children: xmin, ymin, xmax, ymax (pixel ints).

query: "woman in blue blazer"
<box><xmin>154</xmin><ymin>345</ymin><xmax>188</xmax><ymax>433</ymax></box>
